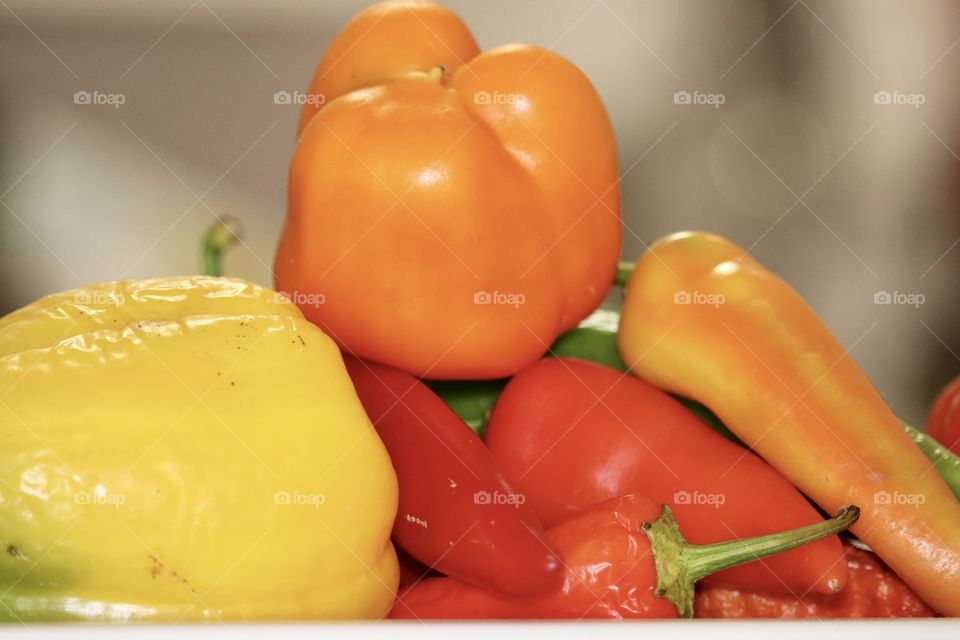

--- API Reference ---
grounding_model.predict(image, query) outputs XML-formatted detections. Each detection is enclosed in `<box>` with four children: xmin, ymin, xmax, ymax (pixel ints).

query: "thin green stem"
<box><xmin>201</xmin><ymin>216</ymin><xmax>242</xmax><ymax>277</ymax></box>
<box><xmin>643</xmin><ymin>504</ymin><xmax>859</xmax><ymax>618</ymax></box>
<box><xmin>684</xmin><ymin>506</ymin><xmax>859</xmax><ymax>583</ymax></box>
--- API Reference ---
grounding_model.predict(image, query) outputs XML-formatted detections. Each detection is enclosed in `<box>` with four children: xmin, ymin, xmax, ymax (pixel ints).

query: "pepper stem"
<box><xmin>615</xmin><ymin>261</ymin><xmax>635</xmax><ymax>287</ymax></box>
<box><xmin>428</xmin><ymin>65</ymin><xmax>447</xmax><ymax>83</ymax></box>
<box><xmin>642</xmin><ymin>504</ymin><xmax>859</xmax><ymax>618</ymax></box>
<box><xmin>202</xmin><ymin>216</ymin><xmax>242</xmax><ymax>277</ymax></box>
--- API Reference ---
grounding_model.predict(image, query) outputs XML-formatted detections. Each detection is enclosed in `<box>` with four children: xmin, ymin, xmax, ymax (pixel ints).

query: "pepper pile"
<box><xmin>1</xmin><ymin>0</ymin><xmax>959</xmax><ymax>623</ymax></box>
<box><xmin>286</xmin><ymin>0</ymin><xmax>959</xmax><ymax>618</ymax></box>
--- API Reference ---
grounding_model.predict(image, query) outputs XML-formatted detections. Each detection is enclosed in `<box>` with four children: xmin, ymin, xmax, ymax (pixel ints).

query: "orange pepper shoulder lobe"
<box><xmin>298</xmin><ymin>0</ymin><xmax>481</xmax><ymax>134</ymax></box>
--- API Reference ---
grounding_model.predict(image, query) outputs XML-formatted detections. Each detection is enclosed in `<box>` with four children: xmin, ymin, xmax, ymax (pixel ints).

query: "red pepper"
<box><xmin>483</xmin><ymin>357</ymin><xmax>847</xmax><ymax>594</ymax></box>
<box><xmin>390</xmin><ymin>494</ymin><xmax>858</xmax><ymax>619</ymax></box>
<box><xmin>695</xmin><ymin>543</ymin><xmax>937</xmax><ymax>618</ymax></box>
<box><xmin>397</xmin><ymin>548</ymin><xmax>437</xmax><ymax>590</ymax></box>
<box><xmin>343</xmin><ymin>356</ymin><xmax>561</xmax><ymax>596</ymax></box>
<box><xmin>928</xmin><ymin>376</ymin><xmax>960</xmax><ymax>456</ymax></box>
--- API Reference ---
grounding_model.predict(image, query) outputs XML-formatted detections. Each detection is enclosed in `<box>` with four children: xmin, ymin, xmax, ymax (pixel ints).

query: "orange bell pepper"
<box><xmin>618</xmin><ymin>231</ymin><xmax>960</xmax><ymax>616</ymax></box>
<box><xmin>275</xmin><ymin>0</ymin><xmax>621</xmax><ymax>379</ymax></box>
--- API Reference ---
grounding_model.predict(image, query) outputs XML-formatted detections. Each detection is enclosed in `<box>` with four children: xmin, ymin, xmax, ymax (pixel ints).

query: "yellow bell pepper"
<box><xmin>0</xmin><ymin>276</ymin><xmax>398</xmax><ymax>621</ymax></box>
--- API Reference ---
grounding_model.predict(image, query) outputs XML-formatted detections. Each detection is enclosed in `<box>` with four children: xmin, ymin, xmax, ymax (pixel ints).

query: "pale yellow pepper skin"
<box><xmin>0</xmin><ymin>276</ymin><xmax>399</xmax><ymax>621</ymax></box>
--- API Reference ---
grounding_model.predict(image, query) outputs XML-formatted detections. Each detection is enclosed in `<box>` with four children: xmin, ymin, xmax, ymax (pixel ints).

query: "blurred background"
<box><xmin>1</xmin><ymin>0</ymin><xmax>958</xmax><ymax>423</ymax></box>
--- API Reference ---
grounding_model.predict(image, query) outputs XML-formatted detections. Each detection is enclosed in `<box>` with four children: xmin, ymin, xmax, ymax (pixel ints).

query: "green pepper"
<box><xmin>437</xmin><ymin>308</ymin><xmax>739</xmax><ymax>443</ymax></box>
<box><xmin>426</xmin><ymin>379</ymin><xmax>507</xmax><ymax>439</ymax></box>
<box><xmin>903</xmin><ymin>421</ymin><xmax>960</xmax><ymax>501</ymax></box>
<box><xmin>549</xmin><ymin>308</ymin><xmax>625</xmax><ymax>369</ymax></box>
<box><xmin>430</xmin><ymin>309</ymin><xmax>625</xmax><ymax>436</ymax></box>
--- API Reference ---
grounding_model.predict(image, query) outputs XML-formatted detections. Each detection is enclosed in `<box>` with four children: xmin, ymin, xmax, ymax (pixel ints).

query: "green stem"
<box><xmin>615</xmin><ymin>261</ymin><xmax>635</xmax><ymax>287</ymax></box>
<box><xmin>201</xmin><ymin>216</ymin><xmax>243</xmax><ymax>277</ymax></box>
<box><xmin>643</xmin><ymin>504</ymin><xmax>859</xmax><ymax>618</ymax></box>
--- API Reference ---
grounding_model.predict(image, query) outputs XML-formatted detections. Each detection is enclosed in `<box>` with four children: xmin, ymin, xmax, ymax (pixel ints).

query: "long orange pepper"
<box><xmin>618</xmin><ymin>231</ymin><xmax>960</xmax><ymax>615</ymax></box>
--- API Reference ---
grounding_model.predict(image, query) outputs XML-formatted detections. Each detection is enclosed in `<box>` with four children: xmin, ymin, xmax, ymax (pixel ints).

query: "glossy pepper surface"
<box><xmin>695</xmin><ymin>543</ymin><xmax>936</xmax><ymax>618</ymax></box>
<box><xmin>275</xmin><ymin>0</ymin><xmax>621</xmax><ymax>379</ymax></box>
<box><xmin>390</xmin><ymin>494</ymin><xmax>858</xmax><ymax>619</ymax></box>
<box><xmin>0</xmin><ymin>277</ymin><xmax>398</xmax><ymax>620</ymax></box>
<box><xmin>343</xmin><ymin>356</ymin><xmax>561</xmax><ymax>596</ymax></box>
<box><xmin>429</xmin><ymin>306</ymin><xmax>960</xmax><ymax>498</ymax></box>
<box><xmin>484</xmin><ymin>357</ymin><xmax>847</xmax><ymax>594</ymax></box>
<box><xmin>390</xmin><ymin>495</ymin><xmax>677</xmax><ymax>619</ymax></box>
<box><xmin>618</xmin><ymin>231</ymin><xmax>960</xmax><ymax>615</ymax></box>
<box><xmin>928</xmin><ymin>376</ymin><xmax>960</xmax><ymax>456</ymax></box>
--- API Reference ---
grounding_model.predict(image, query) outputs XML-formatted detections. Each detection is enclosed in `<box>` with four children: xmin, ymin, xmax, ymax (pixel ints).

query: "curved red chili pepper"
<box><xmin>343</xmin><ymin>355</ymin><xmax>562</xmax><ymax>596</ymax></box>
<box><xmin>390</xmin><ymin>494</ymin><xmax>858</xmax><ymax>619</ymax></box>
<box><xmin>391</xmin><ymin>494</ymin><xmax>675</xmax><ymax>619</ymax></box>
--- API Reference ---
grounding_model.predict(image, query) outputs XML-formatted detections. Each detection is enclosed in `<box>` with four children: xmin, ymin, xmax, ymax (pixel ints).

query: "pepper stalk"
<box><xmin>644</xmin><ymin>504</ymin><xmax>860</xmax><ymax>618</ymax></box>
<box><xmin>201</xmin><ymin>216</ymin><xmax>243</xmax><ymax>277</ymax></box>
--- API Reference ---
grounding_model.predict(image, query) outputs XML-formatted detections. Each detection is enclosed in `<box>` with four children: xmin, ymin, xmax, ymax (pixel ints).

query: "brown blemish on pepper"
<box><xmin>6</xmin><ymin>544</ymin><xmax>22</xmax><ymax>558</ymax></box>
<box><xmin>297</xmin><ymin>335</ymin><xmax>306</xmax><ymax>346</ymax></box>
<box><xmin>148</xmin><ymin>554</ymin><xmax>197</xmax><ymax>593</ymax></box>
<box><xmin>149</xmin><ymin>554</ymin><xmax>163</xmax><ymax>578</ymax></box>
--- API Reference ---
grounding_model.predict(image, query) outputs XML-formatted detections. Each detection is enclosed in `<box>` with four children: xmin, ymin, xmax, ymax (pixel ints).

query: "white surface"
<box><xmin>1</xmin><ymin>620</ymin><xmax>958</xmax><ymax>639</ymax></box>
